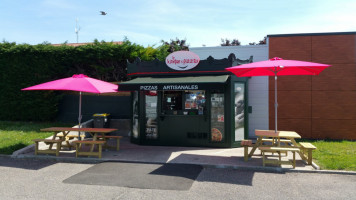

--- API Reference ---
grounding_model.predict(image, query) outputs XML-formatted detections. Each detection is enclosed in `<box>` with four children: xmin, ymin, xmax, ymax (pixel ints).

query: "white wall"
<box><xmin>190</xmin><ymin>45</ymin><xmax>269</xmax><ymax>138</ymax></box>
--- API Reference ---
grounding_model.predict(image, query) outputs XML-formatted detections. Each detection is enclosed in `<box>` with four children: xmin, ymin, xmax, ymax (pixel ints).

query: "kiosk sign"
<box><xmin>165</xmin><ymin>51</ymin><xmax>200</xmax><ymax>71</ymax></box>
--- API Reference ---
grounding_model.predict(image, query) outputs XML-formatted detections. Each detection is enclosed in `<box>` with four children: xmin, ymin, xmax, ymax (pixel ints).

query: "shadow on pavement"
<box><xmin>0</xmin><ymin>156</ymin><xmax>57</xmax><ymax>170</ymax></box>
<box><xmin>197</xmin><ymin>168</ymin><xmax>286</xmax><ymax>186</ymax></box>
<box><xmin>63</xmin><ymin>162</ymin><xmax>202</xmax><ymax>190</ymax></box>
<box><xmin>149</xmin><ymin>163</ymin><xmax>202</xmax><ymax>180</ymax></box>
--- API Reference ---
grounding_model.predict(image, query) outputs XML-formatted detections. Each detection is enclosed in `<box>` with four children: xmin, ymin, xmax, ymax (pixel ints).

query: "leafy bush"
<box><xmin>0</xmin><ymin>39</ymin><xmax>158</xmax><ymax>121</ymax></box>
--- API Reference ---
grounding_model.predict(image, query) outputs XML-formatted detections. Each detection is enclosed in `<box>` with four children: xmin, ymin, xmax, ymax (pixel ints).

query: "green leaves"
<box><xmin>0</xmin><ymin>39</ymin><xmax>158</xmax><ymax>121</ymax></box>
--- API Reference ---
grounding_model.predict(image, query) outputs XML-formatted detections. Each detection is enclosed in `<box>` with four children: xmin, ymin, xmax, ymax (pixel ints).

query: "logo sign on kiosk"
<box><xmin>165</xmin><ymin>51</ymin><xmax>200</xmax><ymax>71</ymax></box>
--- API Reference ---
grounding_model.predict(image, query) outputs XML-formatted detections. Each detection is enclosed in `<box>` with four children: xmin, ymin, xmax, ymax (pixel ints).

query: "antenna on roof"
<box><xmin>75</xmin><ymin>18</ymin><xmax>81</xmax><ymax>43</ymax></box>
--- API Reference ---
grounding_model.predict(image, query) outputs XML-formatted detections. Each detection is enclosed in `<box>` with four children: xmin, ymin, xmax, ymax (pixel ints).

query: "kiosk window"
<box><xmin>162</xmin><ymin>91</ymin><xmax>182</xmax><ymax>112</ymax></box>
<box><xmin>162</xmin><ymin>90</ymin><xmax>205</xmax><ymax>115</ymax></box>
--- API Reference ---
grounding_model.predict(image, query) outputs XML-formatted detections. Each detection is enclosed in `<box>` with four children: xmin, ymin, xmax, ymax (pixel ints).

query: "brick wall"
<box><xmin>268</xmin><ymin>33</ymin><xmax>356</xmax><ymax>140</ymax></box>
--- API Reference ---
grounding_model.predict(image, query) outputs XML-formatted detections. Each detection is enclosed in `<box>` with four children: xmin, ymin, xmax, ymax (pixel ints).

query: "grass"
<box><xmin>0</xmin><ymin>121</ymin><xmax>73</xmax><ymax>155</ymax></box>
<box><xmin>306</xmin><ymin>140</ymin><xmax>356</xmax><ymax>171</ymax></box>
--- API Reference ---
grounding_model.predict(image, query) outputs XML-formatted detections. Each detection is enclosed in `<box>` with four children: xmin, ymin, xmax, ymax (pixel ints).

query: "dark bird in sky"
<box><xmin>100</xmin><ymin>11</ymin><xmax>107</xmax><ymax>15</ymax></box>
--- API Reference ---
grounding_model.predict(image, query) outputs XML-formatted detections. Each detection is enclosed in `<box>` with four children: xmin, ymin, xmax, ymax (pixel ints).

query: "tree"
<box><xmin>155</xmin><ymin>38</ymin><xmax>189</xmax><ymax>61</ymax></box>
<box><xmin>0</xmin><ymin>39</ymin><xmax>159</xmax><ymax>121</ymax></box>
<box><xmin>258</xmin><ymin>36</ymin><xmax>267</xmax><ymax>45</ymax></box>
<box><xmin>164</xmin><ymin>38</ymin><xmax>189</xmax><ymax>53</ymax></box>
<box><xmin>248</xmin><ymin>36</ymin><xmax>267</xmax><ymax>45</ymax></box>
<box><xmin>221</xmin><ymin>38</ymin><xmax>241</xmax><ymax>46</ymax></box>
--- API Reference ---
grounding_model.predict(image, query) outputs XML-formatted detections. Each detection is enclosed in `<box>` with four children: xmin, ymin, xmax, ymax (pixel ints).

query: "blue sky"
<box><xmin>1</xmin><ymin>0</ymin><xmax>356</xmax><ymax>47</ymax></box>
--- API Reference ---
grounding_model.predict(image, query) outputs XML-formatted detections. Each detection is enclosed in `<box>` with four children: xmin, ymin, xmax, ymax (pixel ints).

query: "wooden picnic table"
<box><xmin>246</xmin><ymin>130</ymin><xmax>305</xmax><ymax>168</ymax></box>
<box><xmin>40</xmin><ymin>127</ymin><xmax>118</xmax><ymax>152</ymax></box>
<box><xmin>248</xmin><ymin>129</ymin><xmax>301</xmax><ymax>157</ymax></box>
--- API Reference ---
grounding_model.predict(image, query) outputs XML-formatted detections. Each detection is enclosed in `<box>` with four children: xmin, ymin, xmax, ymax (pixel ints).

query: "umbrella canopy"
<box><xmin>22</xmin><ymin>74</ymin><xmax>118</xmax><ymax>93</ymax></box>
<box><xmin>22</xmin><ymin>74</ymin><xmax>118</xmax><ymax>138</ymax></box>
<box><xmin>226</xmin><ymin>57</ymin><xmax>331</xmax><ymax>133</ymax></box>
<box><xmin>226</xmin><ymin>57</ymin><xmax>330</xmax><ymax>77</ymax></box>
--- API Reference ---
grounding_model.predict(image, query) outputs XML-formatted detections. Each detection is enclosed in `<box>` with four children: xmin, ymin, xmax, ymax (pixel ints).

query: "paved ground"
<box><xmin>0</xmin><ymin>156</ymin><xmax>355</xmax><ymax>200</ymax></box>
<box><xmin>15</xmin><ymin>136</ymin><xmax>317</xmax><ymax>172</ymax></box>
<box><xmin>63</xmin><ymin>162</ymin><xmax>203</xmax><ymax>190</ymax></box>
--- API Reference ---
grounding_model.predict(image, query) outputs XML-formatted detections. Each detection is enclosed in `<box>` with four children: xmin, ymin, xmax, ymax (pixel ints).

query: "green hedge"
<box><xmin>0</xmin><ymin>39</ymin><xmax>159</xmax><ymax>121</ymax></box>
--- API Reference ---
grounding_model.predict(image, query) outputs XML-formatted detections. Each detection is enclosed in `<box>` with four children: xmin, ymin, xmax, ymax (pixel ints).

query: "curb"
<box><xmin>200</xmin><ymin>163</ymin><xmax>356</xmax><ymax>175</ymax></box>
<box><xmin>11</xmin><ymin>144</ymin><xmax>35</xmax><ymax>157</ymax></box>
<box><xmin>300</xmin><ymin>159</ymin><xmax>320</xmax><ymax>170</ymax></box>
<box><xmin>14</xmin><ymin>154</ymin><xmax>103</xmax><ymax>164</ymax></box>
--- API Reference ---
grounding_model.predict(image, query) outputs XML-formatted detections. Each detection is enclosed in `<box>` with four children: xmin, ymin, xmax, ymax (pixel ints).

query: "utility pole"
<box><xmin>75</xmin><ymin>18</ymin><xmax>81</xmax><ymax>43</ymax></box>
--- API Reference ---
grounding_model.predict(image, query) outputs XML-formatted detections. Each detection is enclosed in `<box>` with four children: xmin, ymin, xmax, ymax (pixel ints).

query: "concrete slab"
<box><xmin>13</xmin><ymin>136</ymin><xmax>319</xmax><ymax>172</ymax></box>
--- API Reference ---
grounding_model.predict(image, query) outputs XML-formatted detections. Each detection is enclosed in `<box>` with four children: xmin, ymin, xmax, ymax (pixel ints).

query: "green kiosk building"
<box><xmin>118</xmin><ymin>51</ymin><xmax>252</xmax><ymax>148</ymax></box>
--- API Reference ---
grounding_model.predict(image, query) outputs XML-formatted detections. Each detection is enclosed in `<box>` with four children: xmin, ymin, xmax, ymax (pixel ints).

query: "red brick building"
<box><xmin>268</xmin><ymin>32</ymin><xmax>356</xmax><ymax>140</ymax></box>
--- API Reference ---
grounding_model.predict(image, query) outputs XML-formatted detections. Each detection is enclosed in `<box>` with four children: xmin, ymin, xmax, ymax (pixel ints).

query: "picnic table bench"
<box><xmin>72</xmin><ymin>140</ymin><xmax>106</xmax><ymax>158</ymax></box>
<box><xmin>32</xmin><ymin>139</ymin><xmax>62</xmax><ymax>156</ymax></box>
<box><xmin>259</xmin><ymin>147</ymin><xmax>300</xmax><ymax>168</ymax></box>
<box><xmin>241</xmin><ymin>140</ymin><xmax>253</xmax><ymax>161</ymax></box>
<box><xmin>299</xmin><ymin>142</ymin><xmax>317</xmax><ymax>165</ymax></box>
<box><xmin>97</xmin><ymin>135</ymin><xmax>123</xmax><ymax>151</ymax></box>
<box><xmin>56</xmin><ymin>133</ymin><xmax>85</xmax><ymax>149</ymax></box>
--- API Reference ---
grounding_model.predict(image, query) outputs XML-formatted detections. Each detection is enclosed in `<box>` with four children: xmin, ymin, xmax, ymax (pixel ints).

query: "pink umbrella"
<box><xmin>22</xmin><ymin>74</ymin><xmax>118</xmax><ymax>137</ymax></box>
<box><xmin>226</xmin><ymin>57</ymin><xmax>331</xmax><ymax>133</ymax></box>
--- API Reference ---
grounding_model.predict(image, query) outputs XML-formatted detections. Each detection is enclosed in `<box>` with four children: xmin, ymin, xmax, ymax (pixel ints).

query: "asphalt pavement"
<box><xmin>0</xmin><ymin>156</ymin><xmax>355</xmax><ymax>200</ymax></box>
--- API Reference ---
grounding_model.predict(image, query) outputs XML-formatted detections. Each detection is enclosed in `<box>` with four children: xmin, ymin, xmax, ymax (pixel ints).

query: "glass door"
<box><xmin>211</xmin><ymin>92</ymin><xmax>225</xmax><ymax>142</ymax></box>
<box><xmin>131</xmin><ymin>91</ymin><xmax>140</xmax><ymax>143</ymax></box>
<box><xmin>144</xmin><ymin>91</ymin><xmax>158</xmax><ymax>140</ymax></box>
<box><xmin>234</xmin><ymin>83</ymin><xmax>245</xmax><ymax>141</ymax></box>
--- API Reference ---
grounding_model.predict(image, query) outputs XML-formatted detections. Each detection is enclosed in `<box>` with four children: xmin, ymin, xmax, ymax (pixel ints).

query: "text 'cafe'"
<box><xmin>118</xmin><ymin>51</ymin><xmax>253</xmax><ymax>147</ymax></box>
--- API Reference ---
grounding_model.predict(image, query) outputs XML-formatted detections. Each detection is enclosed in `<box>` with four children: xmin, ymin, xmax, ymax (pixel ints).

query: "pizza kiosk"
<box><xmin>118</xmin><ymin>51</ymin><xmax>252</xmax><ymax>147</ymax></box>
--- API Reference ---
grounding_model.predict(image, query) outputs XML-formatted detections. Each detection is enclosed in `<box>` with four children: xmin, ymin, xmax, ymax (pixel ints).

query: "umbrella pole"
<box><xmin>274</xmin><ymin>74</ymin><xmax>278</xmax><ymax>134</ymax></box>
<box><xmin>78</xmin><ymin>92</ymin><xmax>82</xmax><ymax>140</ymax></box>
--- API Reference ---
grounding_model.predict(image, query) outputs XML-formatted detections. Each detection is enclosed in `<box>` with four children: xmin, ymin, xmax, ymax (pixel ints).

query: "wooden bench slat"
<box><xmin>298</xmin><ymin>142</ymin><xmax>316</xmax><ymax>165</ymax></box>
<box><xmin>261</xmin><ymin>138</ymin><xmax>291</xmax><ymax>143</ymax></box>
<box><xmin>73</xmin><ymin>140</ymin><xmax>105</xmax><ymax>158</ymax></box>
<box><xmin>32</xmin><ymin>139</ymin><xmax>62</xmax><ymax>143</ymax></box>
<box><xmin>72</xmin><ymin>140</ymin><xmax>106</xmax><ymax>144</ymax></box>
<box><xmin>241</xmin><ymin>140</ymin><xmax>252</xmax><ymax>146</ymax></box>
<box><xmin>97</xmin><ymin>135</ymin><xmax>123</xmax><ymax>138</ymax></box>
<box><xmin>241</xmin><ymin>140</ymin><xmax>252</xmax><ymax>162</ymax></box>
<box><xmin>97</xmin><ymin>136</ymin><xmax>122</xmax><ymax>151</ymax></box>
<box><xmin>66</xmin><ymin>135</ymin><xmax>84</xmax><ymax>138</ymax></box>
<box><xmin>299</xmin><ymin>142</ymin><xmax>316</xmax><ymax>149</ymax></box>
<box><xmin>259</xmin><ymin>147</ymin><xmax>300</xmax><ymax>152</ymax></box>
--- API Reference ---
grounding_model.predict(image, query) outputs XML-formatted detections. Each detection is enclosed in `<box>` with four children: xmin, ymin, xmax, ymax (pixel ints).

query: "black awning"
<box><xmin>118</xmin><ymin>75</ymin><xmax>229</xmax><ymax>91</ymax></box>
